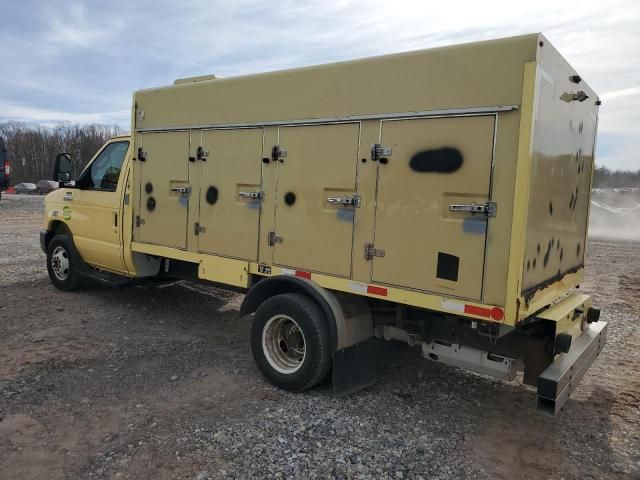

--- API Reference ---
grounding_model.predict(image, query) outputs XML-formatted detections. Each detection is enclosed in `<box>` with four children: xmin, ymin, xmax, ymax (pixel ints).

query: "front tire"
<box><xmin>46</xmin><ymin>235</ymin><xmax>81</xmax><ymax>291</ymax></box>
<box><xmin>251</xmin><ymin>293</ymin><xmax>332</xmax><ymax>392</ymax></box>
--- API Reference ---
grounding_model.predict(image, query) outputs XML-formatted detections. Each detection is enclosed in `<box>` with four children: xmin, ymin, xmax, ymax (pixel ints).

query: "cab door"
<box><xmin>272</xmin><ymin>123</ymin><xmax>360</xmax><ymax>277</ymax></box>
<box><xmin>371</xmin><ymin>115</ymin><xmax>495</xmax><ymax>300</ymax></box>
<box><xmin>197</xmin><ymin>128</ymin><xmax>263</xmax><ymax>260</ymax></box>
<box><xmin>69</xmin><ymin>139</ymin><xmax>129</xmax><ymax>274</ymax></box>
<box><xmin>135</xmin><ymin>131</ymin><xmax>191</xmax><ymax>249</ymax></box>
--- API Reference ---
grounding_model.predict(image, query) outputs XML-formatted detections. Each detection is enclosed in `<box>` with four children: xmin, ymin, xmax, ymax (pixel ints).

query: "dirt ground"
<box><xmin>0</xmin><ymin>193</ymin><xmax>639</xmax><ymax>480</ymax></box>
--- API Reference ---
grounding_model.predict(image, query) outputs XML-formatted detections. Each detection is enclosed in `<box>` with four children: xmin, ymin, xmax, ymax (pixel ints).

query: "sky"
<box><xmin>0</xmin><ymin>0</ymin><xmax>638</xmax><ymax>170</ymax></box>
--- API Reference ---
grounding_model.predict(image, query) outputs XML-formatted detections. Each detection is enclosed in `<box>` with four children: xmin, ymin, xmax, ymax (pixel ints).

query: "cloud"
<box><xmin>46</xmin><ymin>3</ymin><xmax>116</xmax><ymax>47</ymax></box>
<box><xmin>0</xmin><ymin>0</ymin><xmax>638</xmax><ymax>169</ymax></box>
<box><xmin>0</xmin><ymin>101</ymin><xmax>129</xmax><ymax>125</ymax></box>
<box><xmin>601</xmin><ymin>87</ymin><xmax>640</xmax><ymax>101</ymax></box>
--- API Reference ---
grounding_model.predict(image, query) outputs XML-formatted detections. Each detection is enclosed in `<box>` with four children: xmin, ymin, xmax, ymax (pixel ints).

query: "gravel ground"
<box><xmin>0</xmin><ymin>193</ymin><xmax>639</xmax><ymax>480</ymax></box>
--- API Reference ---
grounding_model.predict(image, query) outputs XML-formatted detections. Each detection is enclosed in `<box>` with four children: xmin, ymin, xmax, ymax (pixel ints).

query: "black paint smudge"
<box><xmin>410</xmin><ymin>147</ymin><xmax>463</xmax><ymax>173</ymax></box>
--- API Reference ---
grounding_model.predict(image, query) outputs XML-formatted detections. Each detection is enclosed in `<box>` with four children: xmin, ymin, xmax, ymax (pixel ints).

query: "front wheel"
<box><xmin>46</xmin><ymin>235</ymin><xmax>81</xmax><ymax>291</ymax></box>
<box><xmin>251</xmin><ymin>293</ymin><xmax>332</xmax><ymax>392</ymax></box>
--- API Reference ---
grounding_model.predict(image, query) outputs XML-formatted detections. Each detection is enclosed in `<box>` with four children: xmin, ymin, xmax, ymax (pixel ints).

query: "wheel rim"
<box><xmin>51</xmin><ymin>246</ymin><xmax>70</xmax><ymax>281</ymax></box>
<box><xmin>262</xmin><ymin>314</ymin><xmax>306</xmax><ymax>374</ymax></box>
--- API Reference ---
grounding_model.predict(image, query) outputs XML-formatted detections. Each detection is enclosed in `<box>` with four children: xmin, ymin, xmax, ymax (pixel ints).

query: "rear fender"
<box><xmin>241</xmin><ymin>275</ymin><xmax>376</xmax><ymax>394</ymax></box>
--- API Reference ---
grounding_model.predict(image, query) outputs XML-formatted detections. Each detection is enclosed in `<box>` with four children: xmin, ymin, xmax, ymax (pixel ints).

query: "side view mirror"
<box><xmin>53</xmin><ymin>153</ymin><xmax>72</xmax><ymax>184</ymax></box>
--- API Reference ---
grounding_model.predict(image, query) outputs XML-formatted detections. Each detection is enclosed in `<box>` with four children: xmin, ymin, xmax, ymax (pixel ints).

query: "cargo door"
<box><xmin>273</xmin><ymin>123</ymin><xmax>360</xmax><ymax>277</ymax></box>
<box><xmin>372</xmin><ymin>115</ymin><xmax>495</xmax><ymax>300</ymax></box>
<box><xmin>197</xmin><ymin>128</ymin><xmax>263</xmax><ymax>260</ymax></box>
<box><xmin>136</xmin><ymin>131</ymin><xmax>190</xmax><ymax>249</ymax></box>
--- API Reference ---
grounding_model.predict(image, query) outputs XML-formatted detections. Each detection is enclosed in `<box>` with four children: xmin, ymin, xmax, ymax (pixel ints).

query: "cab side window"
<box><xmin>83</xmin><ymin>141</ymin><xmax>129</xmax><ymax>191</ymax></box>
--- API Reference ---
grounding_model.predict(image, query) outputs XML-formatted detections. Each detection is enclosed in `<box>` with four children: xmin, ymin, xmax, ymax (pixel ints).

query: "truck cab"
<box><xmin>41</xmin><ymin>136</ymin><xmax>139</xmax><ymax>286</ymax></box>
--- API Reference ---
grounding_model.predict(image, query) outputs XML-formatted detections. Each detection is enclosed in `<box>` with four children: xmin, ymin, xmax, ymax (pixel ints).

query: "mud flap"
<box><xmin>332</xmin><ymin>337</ymin><xmax>377</xmax><ymax>395</ymax></box>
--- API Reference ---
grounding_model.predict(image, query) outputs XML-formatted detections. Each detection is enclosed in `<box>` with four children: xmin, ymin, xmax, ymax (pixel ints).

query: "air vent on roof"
<box><xmin>173</xmin><ymin>75</ymin><xmax>217</xmax><ymax>85</ymax></box>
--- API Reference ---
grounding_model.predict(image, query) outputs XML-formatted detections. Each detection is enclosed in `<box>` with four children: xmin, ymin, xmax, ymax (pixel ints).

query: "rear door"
<box><xmin>135</xmin><ymin>131</ymin><xmax>190</xmax><ymax>249</ymax></box>
<box><xmin>273</xmin><ymin>123</ymin><xmax>360</xmax><ymax>277</ymax></box>
<box><xmin>197</xmin><ymin>128</ymin><xmax>263</xmax><ymax>260</ymax></box>
<box><xmin>372</xmin><ymin>115</ymin><xmax>495</xmax><ymax>300</ymax></box>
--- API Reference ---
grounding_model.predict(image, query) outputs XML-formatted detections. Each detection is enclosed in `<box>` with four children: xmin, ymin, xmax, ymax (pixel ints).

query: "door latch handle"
<box><xmin>170</xmin><ymin>186</ymin><xmax>192</xmax><ymax>194</ymax></box>
<box><xmin>239</xmin><ymin>191</ymin><xmax>264</xmax><ymax>200</ymax></box>
<box><xmin>448</xmin><ymin>201</ymin><xmax>496</xmax><ymax>217</ymax></box>
<box><xmin>327</xmin><ymin>194</ymin><xmax>360</xmax><ymax>208</ymax></box>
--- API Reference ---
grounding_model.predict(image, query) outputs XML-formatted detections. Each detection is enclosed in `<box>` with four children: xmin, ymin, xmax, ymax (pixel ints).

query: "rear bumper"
<box><xmin>536</xmin><ymin>321</ymin><xmax>608</xmax><ymax>415</ymax></box>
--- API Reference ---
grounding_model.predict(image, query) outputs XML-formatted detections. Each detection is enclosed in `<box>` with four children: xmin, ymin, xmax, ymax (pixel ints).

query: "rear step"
<box><xmin>536</xmin><ymin>321</ymin><xmax>608</xmax><ymax>416</ymax></box>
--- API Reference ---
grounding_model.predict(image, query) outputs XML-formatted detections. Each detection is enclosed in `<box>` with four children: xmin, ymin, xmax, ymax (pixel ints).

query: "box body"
<box><xmin>130</xmin><ymin>33</ymin><xmax>599</xmax><ymax>325</ymax></box>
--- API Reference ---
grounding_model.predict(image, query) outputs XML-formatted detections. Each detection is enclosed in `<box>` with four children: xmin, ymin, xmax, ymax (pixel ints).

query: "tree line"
<box><xmin>0</xmin><ymin>122</ymin><xmax>125</xmax><ymax>184</ymax></box>
<box><xmin>592</xmin><ymin>166</ymin><xmax>640</xmax><ymax>189</ymax></box>
<box><xmin>0</xmin><ymin>121</ymin><xmax>638</xmax><ymax>188</ymax></box>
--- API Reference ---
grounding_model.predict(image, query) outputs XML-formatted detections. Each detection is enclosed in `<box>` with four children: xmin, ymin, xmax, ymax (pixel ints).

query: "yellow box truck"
<box><xmin>41</xmin><ymin>33</ymin><xmax>606</xmax><ymax>414</ymax></box>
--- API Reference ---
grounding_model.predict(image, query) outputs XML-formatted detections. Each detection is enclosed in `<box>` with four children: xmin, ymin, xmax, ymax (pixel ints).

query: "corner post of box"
<box><xmin>504</xmin><ymin>61</ymin><xmax>539</xmax><ymax>324</ymax></box>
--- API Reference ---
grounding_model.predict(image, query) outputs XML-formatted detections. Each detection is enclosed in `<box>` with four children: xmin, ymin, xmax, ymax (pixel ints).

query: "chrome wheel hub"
<box><xmin>262</xmin><ymin>314</ymin><xmax>306</xmax><ymax>374</ymax></box>
<box><xmin>51</xmin><ymin>246</ymin><xmax>70</xmax><ymax>281</ymax></box>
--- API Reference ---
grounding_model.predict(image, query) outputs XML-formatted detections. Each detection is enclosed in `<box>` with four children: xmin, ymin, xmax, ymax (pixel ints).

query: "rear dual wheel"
<box><xmin>251</xmin><ymin>293</ymin><xmax>332</xmax><ymax>392</ymax></box>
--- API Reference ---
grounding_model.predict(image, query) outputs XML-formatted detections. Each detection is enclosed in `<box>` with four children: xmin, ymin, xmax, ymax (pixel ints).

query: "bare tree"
<box><xmin>0</xmin><ymin>122</ymin><xmax>126</xmax><ymax>184</ymax></box>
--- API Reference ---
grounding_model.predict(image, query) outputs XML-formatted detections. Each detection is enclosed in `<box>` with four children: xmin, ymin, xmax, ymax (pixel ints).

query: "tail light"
<box><xmin>3</xmin><ymin>162</ymin><xmax>10</xmax><ymax>175</ymax></box>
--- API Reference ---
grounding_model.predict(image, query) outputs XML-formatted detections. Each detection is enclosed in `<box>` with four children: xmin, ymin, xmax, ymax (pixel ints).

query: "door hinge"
<box><xmin>371</xmin><ymin>144</ymin><xmax>392</xmax><ymax>162</ymax></box>
<box><xmin>327</xmin><ymin>193</ymin><xmax>361</xmax><ymax>208</ymax></box>
<box><xmin>239</xmin><ymin>190</ymin><xmax>265</xmax><ymax>200</ymax></box>
<box><xmin>448</xmin><ymin>201</ymin><xmax>497</xmax><ymax>217</ymax></box>
<box><xmin>364</xmin><ymin>242</ymin><xmax>385</xmax><ymax>260</ymax></box>
<box><xmin>197</xmin><ymin>146</ymin><xmax>209</xmax><ymax>161</ymax></box>
<box><xmin>272</xmin><ymin>145</ymin><xmax>287</xmax><ymax>162</ymax></box>
<box><xmin>268</xmin><ymin>231</ymin><xmax>283</xmax><ymax>246</ymax></box>
<box><xmin>194</xmin><ymin>222</ymin><xmax>206</xmax><ymax>235</ymax></box>
<box><xmin>135</xmin><ymin>215</ymin><xmax>145</xmax><ymax>227</ymax></box>
<box><xmin>137</xmin><ymin>148</ymin><xmax>147</xmax><ymax>162</ymax></box>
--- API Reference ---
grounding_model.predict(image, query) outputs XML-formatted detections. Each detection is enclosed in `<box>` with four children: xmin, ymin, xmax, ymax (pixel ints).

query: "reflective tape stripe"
<box><xmin>441</xmin><ymin>299</ymin><xmax>465</xmax><ymax>313</ymax></box>
<box><xmin>367</xmin><ymin>285</ymin><xmax>388</xmax><ymax>296</ymax></box>
<box><xmin>442</xmin><ymin>298</ymin><xmax>504</xmax><ymax>322</ymax></box>
<box><xmin>348</xmin><ymin>282</ymin><xmax>368</xmax><ymax>293</ymax></box>
<box><xmin>281</xmin><ymin>268</ymin><xmax>311</xmax><ymax>279</ymax></box>
<box><xmin>276</xmin><ymin>272</ymin><xmax>503</xmax><ymax>320</ymax></box>
<box><xmin>464</xmin><ymin>304</ymin><xmax>492</xmax><ymax>318</ymax></box>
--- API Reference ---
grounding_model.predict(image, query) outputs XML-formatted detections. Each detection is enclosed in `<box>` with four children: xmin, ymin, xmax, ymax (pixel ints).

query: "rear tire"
<box><xmin>46</xmin><ymin>235</ymin><xmax>81</xmax><ymax>291</ymax></box>
<box><xmin>251</xmin><ymin>293</ymin><xmax>332</xmax><ymax>392</ymax></box>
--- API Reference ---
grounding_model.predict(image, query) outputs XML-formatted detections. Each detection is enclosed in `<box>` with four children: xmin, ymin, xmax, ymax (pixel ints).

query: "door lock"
<box><xmin>170</xmin><ymin>186</ymin><xmax>192</xmax><ymax>194</ymax></box>
<box><xmin>327</xmin><ymin>194</ymin><xmax>361</xmax><ymax>207</ymax></box>
<box><xmin>448</xmin><ymin>201</ymin><xmax>497</xmax><ymax>217</ymax></box>
<box><xmin>239</xmin><ymin>191</ymin><xmax>265</xmax><ymax>200</ymax></box>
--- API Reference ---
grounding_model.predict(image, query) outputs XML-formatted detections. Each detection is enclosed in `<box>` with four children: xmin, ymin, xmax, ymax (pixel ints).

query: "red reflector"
<box><xmin>463</xmin><ymin>304</ymin><xmax>492</xmax><ymax>318</ymax></box>
<box><xmin>366</xmin><ymin>285</ymin><xmax>387</xmax><ymax>296</ymax></box>
<box><xmin>490</xmin><ymin>307</ymin><xmax>504</xmax><ymax>321</ymax></box>
<box><xmin>295</xmin><ymin>270</ymin><xmax>311</xmax><ymax>280</ymax></box>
